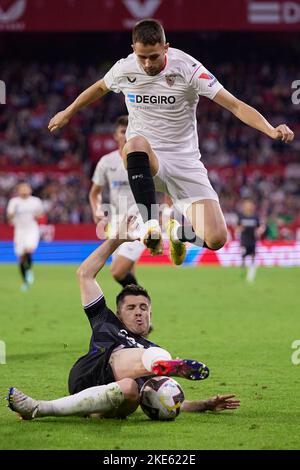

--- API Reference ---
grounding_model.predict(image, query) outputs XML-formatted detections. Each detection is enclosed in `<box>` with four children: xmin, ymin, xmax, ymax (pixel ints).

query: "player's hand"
<box><xmin>270</xmin><ymin>125</ymin><xmax>294</xmax><ymax>143</ymax></box>
<box><xmin>94</xmin><ymin>208</ymin><xmax>109</xmax><ymax>239</ymax></box>
<box><xmin>116</xmin><ymin>215</ymin><xmax>140</xmax><ymax>242</ymax></box>
<box><xmin>205</xmin><ymin>394</ymin><xmax>241</xmax><ymax>412</ymax></box>
<box><xmin>48</xmin><ymin>111</ymin><xmax>70</xmax><ymax>132</ymax></box>
<box><xmin>93</xmin><ymin>207</ymin><xmax>107</xmax><ymax>224</ymax></box>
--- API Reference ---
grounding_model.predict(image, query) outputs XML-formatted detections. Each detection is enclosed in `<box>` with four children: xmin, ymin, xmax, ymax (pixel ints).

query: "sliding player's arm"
<box><xmin>48</xmin><ymin>79</ymin><xmax>109</xmax><ymax>132</ymax></box>
<box><xmin>213</xmin><ymin>88</ymin><xmax>294</xmax><ymax>143</ymax></box>
<box><xmin>76</xmin><ymin>216</ymin><xmax>139</xmax><ymax>305</ymax></box>
<box><xmin>181</xmin><ymin>394</ymin><xmax>240</xmax><ymax>413</ymax></box>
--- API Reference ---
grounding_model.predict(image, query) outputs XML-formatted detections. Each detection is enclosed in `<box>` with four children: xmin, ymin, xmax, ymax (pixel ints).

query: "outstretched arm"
<box><xmin>48</xmin><ymin>79</ymin><xmax>109</xmax><ymax>132</ymax></box>
<box><xmin>181</xmin><ymin>394</ymin><xmax>240</xmax><ymax>413</ymax></box>
<box><xmin>89</xmin><ymin>183</ymin><xmax>105</xmax><ymax>224</ymax></box>
<box><xmin>213</xmin><ymin>88</ymin><xmax>294</xmax><ymax>143</ymax></box>
<box><xmin>77</xmin><ymin>216</ymin><xmax>139</xmax><ymax>305</ymax></box>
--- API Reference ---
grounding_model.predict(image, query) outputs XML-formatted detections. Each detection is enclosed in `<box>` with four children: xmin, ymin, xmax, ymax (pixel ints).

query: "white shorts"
<box><xmin>14</xmin><ymin>228</ymin><xmax>40</xmax><ymax>257</ymax></box>
<box><xmin>113</xmin><ymin>240</ymin><xmax>145</xmax><ymax>262</ymax></box>
<box><xmin>153</xmin><ymin>152</ymin><xmax>219</xmax><ymax>217</ymax></box>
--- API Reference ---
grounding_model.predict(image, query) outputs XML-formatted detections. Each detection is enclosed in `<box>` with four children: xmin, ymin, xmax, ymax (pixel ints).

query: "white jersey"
<box><xmin>92</xmin><ymin>149</ymin><xmax>136</xmax><ymax>214</ymax></box>
<box><xmin>7</xmin><ymin>196</ymin><xmax>43</xmax><ymax>232</ymax></box>
<box><xmin>103</xmin><ymin>47</ymin><xmax>223</xmax><ymax>159</ymax></box>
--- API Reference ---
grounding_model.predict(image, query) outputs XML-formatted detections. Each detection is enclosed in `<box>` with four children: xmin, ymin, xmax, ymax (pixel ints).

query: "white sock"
<box><xmin>36</xmin><ymin>383</ymin><xmax>124</xmax><ymax>417</ymax></box>
<box><xmin>171</xmin><ymin>221</ymin><xmax>180</xmax><ymax>243</ymax></box>
<box><xmin>142</xmin><ymin>219</ymin><xmax>160</xmax><ymax>238</ymax></box>
<box><xmin>142</xmin><ymin>347</ymin><xmax>172</xmax><ymax>372</ymax></box>
<box><xmin>247</xmin><ymin>264</ymin><xmax>257</xmax><ymax>282</ymax></box>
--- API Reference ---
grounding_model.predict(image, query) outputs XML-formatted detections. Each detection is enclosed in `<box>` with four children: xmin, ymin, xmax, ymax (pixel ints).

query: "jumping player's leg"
<box><xmin>167</xmin><ymin>199</ymin><xmax>227</xmax><ymax>265</ymax></box>
<box><xmin>186</xmin><ymin>199</ymin><xmax>227</xmax><ymax>251</ymax></box>
<box><xmin>162</xmin><ymin>158</ymin><xmax>227</xmax><ymax>263</ymax></box>
<box><xmin>123</xmin><ymin>136</ymin><xmax>162</xmax><ymax>255</ymax></box>
<box><xmin>110</xmin><ymin>255</ymin><xmax>138</xmax><ymax>287</ymax></box>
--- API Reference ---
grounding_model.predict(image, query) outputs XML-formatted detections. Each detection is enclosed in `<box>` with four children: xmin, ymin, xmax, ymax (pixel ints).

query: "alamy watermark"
<box><xmin>291</xmin><ymin>340</ymin><xmax>300</xmax><ymax>365</ymax></box>
<box><xmin>0</xmin><ymin>340</ymin><xmax>6</xmax><ymax>364</ymax></box>
<box><xmin>0</xmin><ymin>80</ymin><xmax>6</xmax><ymax>104</ymax></box>
<box><xmin>291</xmin><ymin>80</ymin><xmax>300</xmax><ymax>105</ymax></box>
<box><xmin>94</xmin><ymin>199</ymin><xmax>205</xmax><ymax>245</ymax></box>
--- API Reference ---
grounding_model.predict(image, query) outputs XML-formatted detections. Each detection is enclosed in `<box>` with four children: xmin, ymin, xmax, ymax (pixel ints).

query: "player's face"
<box><xmin>118</xmin><ymin>295</ymin><xmax>151</xmax><ymax>336</ymax></box>
<box><xmin>133</xmin><ymin>42</ymin><xmax>169</xmax><ymax>76</ymax></box>
<box><xmin>243</xmin><ymin>201</ymin><xmax>255</xmax><ymax>215</ymax></box>
<box><xmin>18</xmin><ymin>183</ymin><xmax>32</xmax><ymax>198</ymax></box>
<box><xmin>114</xmin><ymin>125</ymin><xmax>127</xmax><ymax>150</ymax></box>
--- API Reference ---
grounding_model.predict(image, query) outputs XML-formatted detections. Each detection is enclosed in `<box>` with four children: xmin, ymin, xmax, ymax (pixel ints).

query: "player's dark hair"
<box><xmin>115</xmin><ymin>115</ymin><xmax>128</xmax><ymax>128</ymax></box>
<box><xmin>116</xmin><ymin>284</ymin><xmax>151</xmax><ymax>308</ymax></box>
<box><xmin>132</xmin><ymin>19</ymin><xmax>166</xmax><ymax>45</ymax></box>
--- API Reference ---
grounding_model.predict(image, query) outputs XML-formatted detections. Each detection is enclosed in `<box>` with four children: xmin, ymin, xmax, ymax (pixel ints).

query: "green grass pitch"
<box><xmin>0</xmin><ymin>264</ymin><xmax>299</xmax><ymax>450</ymax></box>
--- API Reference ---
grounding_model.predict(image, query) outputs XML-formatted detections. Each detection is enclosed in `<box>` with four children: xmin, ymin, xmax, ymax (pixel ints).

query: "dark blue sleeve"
<box><xmin>84</xmin><ymin>295</ymin><xmax>112</xmax><ymax>321</ymax></box>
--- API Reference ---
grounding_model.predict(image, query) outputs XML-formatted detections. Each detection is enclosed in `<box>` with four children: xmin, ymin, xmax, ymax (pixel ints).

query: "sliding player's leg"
<box><xmin>109</xmin><ymin>347</ymin><xmax>209</xmax><ymax>382</ymax></box>
<box><xmin>7</xmin><ymin>379</ymin><xmax>138</xmax><ymax>420</ymax></box>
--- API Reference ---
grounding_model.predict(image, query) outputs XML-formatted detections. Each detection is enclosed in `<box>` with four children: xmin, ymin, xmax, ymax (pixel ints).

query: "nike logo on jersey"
<box><xmin>127</xmin><ymin>76</ymin><xmax>137</xmax><ymax>83</ymax></box>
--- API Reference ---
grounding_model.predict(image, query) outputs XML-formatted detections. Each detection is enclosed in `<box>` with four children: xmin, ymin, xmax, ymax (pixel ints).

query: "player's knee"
<box><xmin>110</xmin><ymin>264</ymin><xmax>125</xmax><ymax>281</ymax></box>
<box><xmin>124</xmin><ymin>136</ymin><xmax>150</xmax><ymax>155</ymax></box>
<box><xmin>206</xmin><ymin>229</ymin><xmax>227</xmax><ymax>250</ymax></box>
<box><xmin>118</xmin><ymin>378</ymin><xmax>139</xmax><ymax>402</ymax></box>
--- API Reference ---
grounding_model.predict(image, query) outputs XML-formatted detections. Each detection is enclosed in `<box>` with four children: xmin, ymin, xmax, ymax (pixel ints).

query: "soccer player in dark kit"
<box><xmin>8</xmin><ymin>216</ymin><xmax>240</xmax><ymax>420</ymax></box>
<box><xmin>237</xmin><ymin>199</ymin><xmax>265</xmax><ymax>282</ymax></box>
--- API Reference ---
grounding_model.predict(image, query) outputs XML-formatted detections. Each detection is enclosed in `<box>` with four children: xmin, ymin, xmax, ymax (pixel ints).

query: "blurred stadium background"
<box><xmin>0</xmin><ymin>0</ymin><xmax>300</xmax><ymax>452</ymax></box>
<box><xmin>0</xmin><ymin>0</ymin><xmax>299</xmax><ymax>265</ymax></box>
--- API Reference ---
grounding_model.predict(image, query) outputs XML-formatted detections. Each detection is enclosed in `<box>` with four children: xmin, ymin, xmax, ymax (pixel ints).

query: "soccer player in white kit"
<box><xmin>48</xmin><ymin>19</ymin><xmax>294</xmax><ymax>265</ymax></box>
<box><xmin>6</xmin><ymin>182</ymin><xmax>44</xmax><ymax>291</ymax></box>
<box><xmin>89</xmin><ymin>115</ymin><xmax>144</xmax><ymax>287</ymax></box>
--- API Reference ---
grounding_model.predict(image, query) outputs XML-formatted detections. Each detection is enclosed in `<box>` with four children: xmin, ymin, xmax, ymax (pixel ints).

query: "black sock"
<box><xmin>176</xmin><ymin>225</ymin><xmax>204</xmax><ymax>247</ymax></box>
<box><xmin>118</xmin><ymin>273</ymin><xmax>138</xmax><ymax>288</ymax></box>
<box><xmin>176</xmin><ymin>225</ymin><xmax>218</xmax><ymax>250</ymax></box>
<box><xmin>127</xmin><ymin>152</ymin><xmax>158</xmax><ymax>222</ymax></box>
<box><xmin>19</xmin><ymin>262</ymin><xmax>26</xmax><ymax>282</ymax></box>
<box><xmin>24</xmin><ymin>253</ymin><xmax>32</xmax><ymax>270</ymax></box>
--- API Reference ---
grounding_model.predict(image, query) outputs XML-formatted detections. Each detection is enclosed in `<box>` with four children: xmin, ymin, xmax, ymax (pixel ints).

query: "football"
<box><xmin>140</xmin><ymin>376</ymin><xmax>185</xmax><ymax>421</ymax></box>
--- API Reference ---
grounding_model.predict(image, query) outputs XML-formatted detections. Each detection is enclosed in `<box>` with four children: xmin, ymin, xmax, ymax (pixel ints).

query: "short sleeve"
<box><xmin>92</xmin><ymin>158</ymin><xmax>108</xmax><ymax>187</ymax></box>
<box><xmin>36</xmin><ymin>198</ymin><xmax>44</xmax><ymax>217</ymax></box>
<box><xmin>84</xmin><ymin>294</ymin><xmax>112</xmax><ymax>320</ymax></box>
<box><xmin>189</xmin><ymin>63</ymin><xmax>223</xmax><ymax>100</ymax></box>
<box><xmin>103</xmin><ymin>60</ymin><xmax>123</xmax><ymax>93</ymax></box>
<box><xmin>6</xmin><ymin>198</ymin><xmax>16</xmax><ymax>216</ymax></box>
